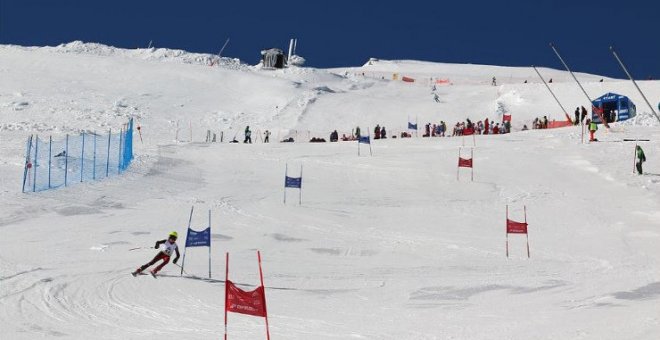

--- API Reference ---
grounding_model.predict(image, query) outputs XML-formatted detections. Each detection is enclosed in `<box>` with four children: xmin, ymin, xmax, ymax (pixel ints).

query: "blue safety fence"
<box><xmin>22</xmin><ymin>118</ymin><xmax>134</xmax><ymax>193</ymax></box>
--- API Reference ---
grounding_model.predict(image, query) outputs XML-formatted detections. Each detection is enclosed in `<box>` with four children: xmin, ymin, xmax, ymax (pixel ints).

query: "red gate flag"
<box><xmin>502</xmin><ymin>114</ymin><xmax>512</xmax><ymax>122</ymax></box>
<box><xmin>506</xmin><ymin>205</ymin><xmax>530</xmax><ymax>258</ymax></box>
<box><xmin>226</xmin><ymin>280</ymin><xmax>267</xmax><ymax>317</ymax></box>
<box><xmin>402</xmin><ymin>76</ymin><xmax>415</xmax><ymax>82</ymax></box>
<box><xmin>458</xmin><ymin>157</ymin><xmax>473</xmax><ymax>168</ymax></box>
<box><xmin>225</xmin><ymin>251</ymin><xmax>271</xmax><ymax>340</ymax></box>
<box><xmin>463</xmin><ymin>127</ymin><xmax>475</xmax><ymax>136</ymax></box>
<box><xmin>506</xmin><ymin>219</ymin><xmax>528</xmax><ymax>234</ymax></box>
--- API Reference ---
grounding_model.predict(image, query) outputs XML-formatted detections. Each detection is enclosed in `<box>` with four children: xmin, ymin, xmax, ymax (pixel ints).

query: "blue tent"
<box><xmin>591</xmin><ymin>92</ymin><xmax>636</xmax><ymax>124</ymax></box>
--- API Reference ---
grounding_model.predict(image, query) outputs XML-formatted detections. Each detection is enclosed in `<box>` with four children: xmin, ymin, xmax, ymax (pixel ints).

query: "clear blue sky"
<box><xmin>1</xmin><ymin>0</ymin><xmax>657</xmax><ymax>78</ymax></box>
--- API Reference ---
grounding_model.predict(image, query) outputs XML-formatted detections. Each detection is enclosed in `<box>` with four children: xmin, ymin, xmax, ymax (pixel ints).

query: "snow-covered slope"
<box><xmin>0</xmin><ymin>42</ymin><xmax>659</xmax><ymax>339</ymax></box>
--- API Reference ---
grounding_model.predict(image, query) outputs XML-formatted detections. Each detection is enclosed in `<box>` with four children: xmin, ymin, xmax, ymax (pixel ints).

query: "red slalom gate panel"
<box><xmin>457</xmin><ymin>148</ymin><xmax>474</xmax><ymax>182</ymax></box>
<box><xmin>458</xmin><ymin>157</ymin><xmax>473</xmax><ymax>168</ymax></box>
<box><xmin>226</xmin><ymin>281</ymin><xmax>267</xmax><ymax>317</ymax></box>
<box><xmin>225</xmin><ymin>252</ymin><xmax>270</xmax><ymax>340</ymax></box>
<box><xmin>505</xmin><ymin>205</ymin><xmax>530</xmax><ymax>258</ymax></box>
<box><xmin>506</xmin><ymin>219</ymin><xmax>528</xmax><ymax>234</ymax></box>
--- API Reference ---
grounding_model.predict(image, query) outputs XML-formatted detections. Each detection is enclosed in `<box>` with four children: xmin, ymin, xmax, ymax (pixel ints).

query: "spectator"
<box><xmin>244</xmin><ymin>126</ymin><xmax>252</xmax><ymax>143</ymax></box>
<box><xmin>330</xmin><ymin>130</ymin><xmax>339</xmax><ymax>142</ymax></box>
<box><xmin>588</xmin><ymin>119</ymin><xmax>598</xmax><ymax>142</ymax></box>
<box><xmin>636</xmin><ymin>145</ymin><xmax>646</xmax><ymax>175</ymax></box>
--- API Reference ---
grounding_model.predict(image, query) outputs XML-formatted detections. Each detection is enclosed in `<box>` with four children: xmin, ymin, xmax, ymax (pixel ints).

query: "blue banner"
<box><xmin>358</xmin><ymin>136</ymin><xmax>370</xmax><ymax>144</ymax></box>
<box><xmin>408</xmin><ymin>122</ymin><xmax>417</xmax><ymax>130</ymax></box>
<box><xmin>285</xmin><ymin>176</ymin><xmax>302</xmax><ymax>188</ymax></box>
<box><xmin>185</xmin><ymin>227</ymin><xmax>211</xmax><ymax>247</ymax></box>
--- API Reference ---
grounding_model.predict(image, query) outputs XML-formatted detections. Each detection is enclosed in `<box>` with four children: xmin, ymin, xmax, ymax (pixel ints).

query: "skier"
<box><xmin>264</xmin><ymin>130</ymin><xmax>270</xmax><ymax>143</ymax></box>
<box><xmin>132</xmin><ymin>232</ymin><xmax>181</xmax><ymax>277</ymax></box>
<box><xmin>574</xmin><ymin>107</ymin><xmax>580</xmax><ymax>125</ymax></box>
<box><xmin>491</xmin><ymin>77</ymin><xmax>497</xmax><ymax>86</ymax></box>
<box><xmin>588</xmin><ymin>119</ymin><xmax>598</xmax><ymax>142</ymax></box>
<box><xmin>355</xmin><ymin>126</ymin><xmax>361</xmax><ymax>138</ymax></box>
<box><xmin>635</xmin><ymin>145</ymin><xmax>646</xmax><ymax>175</ymax></box>
<box><xmin>380</xmin><ymin>126</ymin><xmax>387</xmax><ymax>139</ymax></box>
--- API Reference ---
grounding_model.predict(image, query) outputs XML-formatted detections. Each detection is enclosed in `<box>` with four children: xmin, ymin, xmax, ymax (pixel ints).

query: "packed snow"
<box><xmin>0</xmin><ymin>42</ymin><xmax>659</xmax><ymax>339</ymax></box>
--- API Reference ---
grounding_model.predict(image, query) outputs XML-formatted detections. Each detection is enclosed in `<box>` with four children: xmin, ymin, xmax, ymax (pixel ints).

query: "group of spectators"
<box><xmin>242</xmin><ymin>117</ymin><xmax>519</xmax><ymax>145</ymax></box>
<box><xmin>419</xmin><ymin>118</ymin><xmax>512</xmax><ymax>137</ymax></box>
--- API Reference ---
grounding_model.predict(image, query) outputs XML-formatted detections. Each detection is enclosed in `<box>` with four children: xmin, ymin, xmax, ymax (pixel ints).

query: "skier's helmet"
<box><xmin>169</xmin><ymin>231</ymin><xmax>178</xmax><ymax>239</ymax></box>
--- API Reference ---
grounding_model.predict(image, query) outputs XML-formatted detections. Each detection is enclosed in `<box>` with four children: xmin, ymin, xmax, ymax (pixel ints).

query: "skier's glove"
<box><xmin>173</xmin><ymin>258</ymin><xmax>179</xmax><ymax>264</ymax></box>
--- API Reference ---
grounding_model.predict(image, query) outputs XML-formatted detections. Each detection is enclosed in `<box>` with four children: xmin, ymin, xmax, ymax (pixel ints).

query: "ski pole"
<box><xmin>173</xmin><ymin>263</ymin><xmax>191</xmax><ymax>276</ymax></box>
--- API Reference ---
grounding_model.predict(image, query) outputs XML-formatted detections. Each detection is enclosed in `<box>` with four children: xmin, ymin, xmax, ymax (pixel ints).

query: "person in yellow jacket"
<box><xmin>588</xmin><ymin>119</ymin><xmax>598</xmax><ymax>142</ymax></box>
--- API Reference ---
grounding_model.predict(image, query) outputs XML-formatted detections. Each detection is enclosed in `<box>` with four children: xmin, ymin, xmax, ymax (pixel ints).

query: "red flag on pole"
<box><xmin>506</xmin><ymin>219</ymin><xmax>528</xmax><ymax>234</ymax></box>
<box><xmin>224</xmin><ymin>252</ymin><xmax>271</xmax><ymax>340</ymax></box>
<box><xmin>226</xmin><ymin>281</ymin><xmax>267</xmax><ymax>317</ymax></box>
<box><xmin>457</xmin><ymin>148</ymin><xmax>474</xmax><ymax>181</ymax></box>
<box><xmin>506</xmin><ymin>205</ymin><xmax>530</xmax><ymax>258</ymax></box>
<box><xmin>458</xmin><ymin>157</ymin><xmax>473</xmax><ymax>168</ymax></box>
<box><xmin>502</xmin><ymin>114</ymin><xmax>512</xmax><ymax>122</ymax></box>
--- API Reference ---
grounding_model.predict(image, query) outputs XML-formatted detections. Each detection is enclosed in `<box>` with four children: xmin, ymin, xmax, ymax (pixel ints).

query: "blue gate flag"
<box><xmin>185</xmin><ymin>227</ymin><xmax>211</xmax><ymax>247</ymax></box>
<box><xmin>358</xmin><ymin>136</ymin><xmax>370</xmax><ymax>144</ymax></box>
<box><xmin>285</xmin><ymin>176</ymin><xmax>302</xmax><ymax>189</ymax></box>
<box><xmin>408</xmin><ymin>122</ymin><xmax>418</xmax><ymax>130</ymax></box>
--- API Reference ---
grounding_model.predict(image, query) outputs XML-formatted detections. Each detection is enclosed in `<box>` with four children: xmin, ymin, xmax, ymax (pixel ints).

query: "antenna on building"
<box><xmin>218</xmin><ymin>38</ymin><xmax>230</xmax><ymax>58</ymax></box>
<box><xmin>287</xmin><ymin>38</ymin><xmax>294</xmax><ymax>62</ymax></box>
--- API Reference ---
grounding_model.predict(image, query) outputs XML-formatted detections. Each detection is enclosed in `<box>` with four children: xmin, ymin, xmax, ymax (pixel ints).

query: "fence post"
<box><xmin>93</xmin><ymin>131</ymin><xmax>97</xmax><ymax>180</ymax></box>
<box><xmin>106</xmin><ymin>129</ymin><xmax>111</xmax><ymax>177</ymax></box>
<box><xmin>117</xmin><ymin>128</ymin><xmax>123</xmax><ymax>174</ymax></box>
<box><xmin>48</xmin><ymin>136</ymin><xmax>52</xmax><ymax>189</ymax></box>
<box><xmin>32</xmin><ymin>135</ymin><xmax>39</xmax><ymax>192</ymax></box>
<box><xmin>64</xmin><ymin>134</ymin><xmax>69</xmax><ymax>186</ymax></box>
<box><xmin>81</xmin><ymin>132</ymin><xmax>85</xmax><ymax>182</ymax></box>
<box><xmin>22</xmin><ymin>135</ymin><xmax>33</xmax><ymax>193</ymax></box>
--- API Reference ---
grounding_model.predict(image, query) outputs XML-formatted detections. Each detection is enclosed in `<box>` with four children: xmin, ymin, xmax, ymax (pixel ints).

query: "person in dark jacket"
<box><xmin>380</xmin><ymin>126</ymin><xmax>387</xmax><ymax>139</ymax></box>
<box><xmin>374</xmin><ymin>125</ymin><xmax>380</xmax><ymax>139</ymax></box>
<box><xmin>330</xmin><ymin>130</ymin><xmax>339</xmax><ymax>142</ymax></box>
<box><xmin>636</xmin><ymin>145</ymin><xmax>646</xmax><ymax>175</ymax></box>
<box><xmin>244</xmin><ymin>126</ymin><xmax>252</xmax><ymax>143</ymax></box>
<box><xmin>574</xmin><ymin>107</ymin><xmax>580</xmax><ymax>125</ymax></box>
<box><xmin>580</xmin><ymin>106</ymin><xmax>588</xmax><ymax>123</ymax></box>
